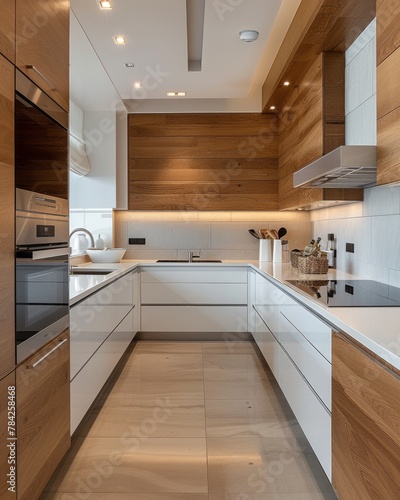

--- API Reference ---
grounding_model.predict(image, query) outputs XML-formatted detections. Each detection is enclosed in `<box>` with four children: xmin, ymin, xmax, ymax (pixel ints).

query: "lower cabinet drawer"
<box><xmin>253</xmin><ymin>310</ymin><xmax>279</xmax><ymax>380</ymax></box>
<box><xmin>140</xmin><ymin>305</ymin><xmax>248</xmax><ymax>332</ymax></box>
<box><xmin>70</xmin><ymin>304</ymin><xmax>133</xmax><ymax>380</ymax></box>
<box><xmin>279</xmin><ymin>347</ymin><xmax>331</xmax><ymax>481</ymax></box>
<box><xmin>280</xmin><ymin>301</ymin><xmax>331</xmax><ymax>362</ymax></box>
<box><xmin>141</xmin><ymin>282</ymin><xmax>247</xmax><ymax>305</ymax></box>
<box><xmin>70</xmin><ymin>310</ymin><xmax>136</xmax><ymax>434</ymax></box>
<box><xmin>280</xmin><ymin>312</ymin><xmax>331</xmax><ymax>410</ymax></box>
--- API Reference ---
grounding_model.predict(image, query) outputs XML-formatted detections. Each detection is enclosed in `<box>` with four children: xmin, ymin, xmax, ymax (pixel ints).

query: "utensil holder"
<box><xmin>272</xmin><ymin>239</ymin><xmax>282</xmax><ymax>263</ymax></box>
<box><xmin>259</xmin><ymin>239</ymin><xmax>273</xmax><ymax>262</ymax></box>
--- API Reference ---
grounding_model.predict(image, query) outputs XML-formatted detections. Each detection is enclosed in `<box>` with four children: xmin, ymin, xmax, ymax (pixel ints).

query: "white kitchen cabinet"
<box><xmin>140</xmin><ymin>266</ymin><xmax>248</xmax><ymax>333</ymax></box>
<box><xmin>70</xmin><ymin>309</ymin><xmax>134</xmax><ymax>433</ymax></box>
<box><xmin>70</xmin><ymin>270</ymin><xmax>137</xmax><ymax>434</ymax></box>
<box><xmin>279</xmin><ymin>346</ymin><xmax>332</xmax><ymax>480</ymax></box>
<box><xmin>251</xmin><ymin>270</ymin><xmax>332</xmax><ymax>481</ymax></box>
<box><xmin>141</xmin><ymin>305</ymin><xmax>247</xmax><ymax>333</ymax></box>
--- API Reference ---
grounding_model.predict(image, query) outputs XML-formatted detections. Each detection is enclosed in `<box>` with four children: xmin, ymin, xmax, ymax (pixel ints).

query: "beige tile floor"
<box><xmin>41</xmin><ymin>341</ymin><xmax>337</xmax><ymax>500</ymax></box>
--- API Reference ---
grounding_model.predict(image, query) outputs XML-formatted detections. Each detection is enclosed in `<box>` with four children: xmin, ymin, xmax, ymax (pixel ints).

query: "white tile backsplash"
<box><xmin>115</xmin><ymin>211</ymin><xmax>310</xmax><ymax>261</ymax></box>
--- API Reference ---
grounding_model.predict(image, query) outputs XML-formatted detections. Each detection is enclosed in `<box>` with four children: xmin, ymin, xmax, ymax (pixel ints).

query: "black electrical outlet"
<box><xmin>345</xmin><ymin>242</ymin><xmax>354</xmax><ymax>253</ymax></box>
<box><xmin>129</xmin><ymin>238</ymin><xmax>146</xmax><ymax>245</ymax></box>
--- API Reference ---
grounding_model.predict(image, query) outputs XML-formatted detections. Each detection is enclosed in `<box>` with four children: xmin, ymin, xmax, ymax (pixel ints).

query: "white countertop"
<box><xmin>70</xmin><ymin>259</ymin><xmax>400</xmax><ymax>371</ymax></box>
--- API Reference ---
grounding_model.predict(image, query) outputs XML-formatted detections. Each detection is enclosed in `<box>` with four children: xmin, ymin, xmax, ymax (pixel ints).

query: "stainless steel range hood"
<box><xmin>293</xmin><ymin>145</ymin><xmax>376</xmax><ymax>188</ymax></box>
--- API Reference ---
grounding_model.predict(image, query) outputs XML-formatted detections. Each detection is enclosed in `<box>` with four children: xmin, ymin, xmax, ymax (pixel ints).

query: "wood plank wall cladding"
<box><xmin>376</xmin><ymin>0</ymin><xmax>400</xmax><ymax>185</ymax></box>
<box><xmin>279</xmin><ymin>52</ymin><xmax>363</xmax><ymax>210</ymax></box>
<box><xmin>128</xmin><ymin>113</ymin><xmax>279</xmax><ymax>211</ymax></box>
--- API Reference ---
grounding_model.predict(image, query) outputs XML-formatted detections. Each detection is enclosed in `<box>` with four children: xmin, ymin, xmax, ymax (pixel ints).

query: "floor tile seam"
<box><xmin>200</xmin><ymin>342</ymin><xmax>210</xmax><ymax>496</ymax></box>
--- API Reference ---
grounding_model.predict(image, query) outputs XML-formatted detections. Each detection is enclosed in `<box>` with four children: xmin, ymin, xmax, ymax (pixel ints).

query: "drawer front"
<box><xmin>280</xmin><ymin>312</ymin><xmax>331</xmax><ymax>410</ymax></box>
<box><xmin>253</xmin><ymin>311</ymin><xmax>279</xmax><ymax>380</ymax></box>
<box><xmin>279</xmin><ymin>348</ymin><xmax>331</xmax><ymax>480</ymax></box>
<box><xmin>141</xmin><ymin>305</ymin><xmax>248</xmax><ymax>332</ymax></box>
<box><xmin>280</xmin><ymin>301</ymin><xmax>331</xmax><ymax>362</ymax></box>
<box><xmin>70</xmin><ymin>310</ymin><xmax>135</xmax><ymax>434</ymax></box>
<box><xmin>255</xmin><ymin>274</ymin><xmax>288</xmax><ymax>335</ymax></box>
<box><xmin>17</xmin><ymin>331</ymin><xmax>70</xmax><ymax>500</ymax></box>
<box><xmin>141</xmin><ymin>282</ymin><xmax>247</xmax><ymax>305</ymax></box>
<box><xmin>140</xmin><ymin>266</ymin><xmax>248</xmax><ymax>283</ymax></box>
<box><xmin>83</xmin><ymin>272</ymin><xmax>133</xmax><ymax>306</ymax></box>
<box><xmin>70</xmin><ymin>305</ymin><xmax>133</xmax><ymax>380</ymax></box>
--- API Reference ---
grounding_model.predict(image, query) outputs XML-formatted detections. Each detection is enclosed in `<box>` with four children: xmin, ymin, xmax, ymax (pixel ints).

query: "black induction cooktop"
<box><xmin>286</xmin><ymin>279</ymin><xmax>400</xmax><ymax>307</ymax></box>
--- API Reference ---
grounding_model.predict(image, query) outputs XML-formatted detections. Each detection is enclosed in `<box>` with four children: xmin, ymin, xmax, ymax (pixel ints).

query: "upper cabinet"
<box><xmin>0</xmin><ymin>0</ymin><xmax>15</xmax><ymax>62</ymax></box>
<box><xmin>376</xmin><ymin>0</ymin><xmax>400</xmax><ymax>185</ymax></box>
<box><xmin>16</xmin><ymin>0</ymin><xmax>69</xmax><ymax>111</ymax></box>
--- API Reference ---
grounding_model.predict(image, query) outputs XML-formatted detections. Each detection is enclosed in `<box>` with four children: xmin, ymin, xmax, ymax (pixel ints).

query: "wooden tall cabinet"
<box><xmin>0</xmin><ymin>0</ymin><xmax>15</xmax><ymax>62</ymax></box>
<box><xmin>16</xmin><ymin>0</ymin><xmax>69</xmax><ymax>111</ymax></box>
<box><xmin>17</xmin><ymin>330</ymin><xmax>70</xmax><ymax>500</ymax></box>
<box><xmin>0</xmin><ymin>55</ymin><xmax>15</xmax><ymax>380</ymax></box>
<box><xmin>376</xmin><ymin>0</ymin><xmax>400</xmax><ymax>185</ymax></box>
<box><xmin>0</xmin><ymin>372</ymin><xmax>16</xmax><ymax>499</ymax></box>
<box><xmin>332</xmin><ymin>332</ymin><xmax>400</xmax><ymax>499</ymax></box>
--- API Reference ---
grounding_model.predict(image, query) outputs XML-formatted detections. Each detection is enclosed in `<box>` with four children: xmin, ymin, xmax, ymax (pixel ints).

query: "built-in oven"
<box><xmin>16</xmin><ymin>189</ymin><xmax>69</xmax><ymax>363</ymax></box>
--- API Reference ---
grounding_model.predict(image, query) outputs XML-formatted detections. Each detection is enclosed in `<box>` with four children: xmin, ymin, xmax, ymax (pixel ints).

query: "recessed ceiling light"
<box><xmin>99</xmin><ymin>0</ymin><xmax>112</xmax><ymax>9</ymax></box>
<box><xmin>114</xmin><ymin>36</ymin><xmax>126</xmax><ymax>45</ymax></box>
<box><xmin>269</xmin><ymin>106</ymin><xmax>276</xmax><ymax>110</ymax></box>
<box><xmin>283</xmin><ymin>81</ymin><xmax>290</xmax><ymax>86</ymax></box>
<box><xmin>124</xmin><ymin>62</ymin><xmax>134</xmax><ymax>68</ymax></box>
<box><xmin>133</xmin><ymin>82</ymin><xmax>141</xmax><ymax>89</ymax></box>
<box><xmin>167</xmin><ymin>92</ymin><xmax>186</xmax><ymax>97</ymax></box>
<box><xmin>239</xmin><ymin>30</ymin><xmax>259</xmax><ymax>42</ymax></box>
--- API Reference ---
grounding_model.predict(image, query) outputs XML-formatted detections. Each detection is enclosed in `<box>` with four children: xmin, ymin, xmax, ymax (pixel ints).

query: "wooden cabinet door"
<box><xmin>0</xmin><ymin>55</ymin><xmax>15</xmax><ymax>379</ymax></box>
<box><xmin>16</xmin><ymin>0</ymin><xmax>69</xmax><ymax>111</ymax></box>
<box><xmin>0</xmin><ymin>0</ymin><xmax>15</xmax><ymax>62</ymax></box>
<box><xmin>0</xmin><ymin>371</ymin><xmax>16</xmax><ymax>500</ymax></box>
<box><xmin>332</xmin><ymin>332</ymin><xmax>400</xmax><ymax>499</ymax></box>
<box><xmin>17</xmin><ymin>330</ymin><xmax>70</xmax><ymax>500</ymax></box>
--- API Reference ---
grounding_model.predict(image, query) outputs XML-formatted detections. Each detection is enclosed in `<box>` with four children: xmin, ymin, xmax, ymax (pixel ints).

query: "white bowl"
<box><xmin>86</xmin><ymin>248</ymin><xmax>126</xmax><ymax>263</ymax></box>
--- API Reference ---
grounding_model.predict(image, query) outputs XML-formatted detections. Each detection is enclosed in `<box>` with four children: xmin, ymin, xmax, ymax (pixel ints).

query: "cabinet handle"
<box><xmin>28</xmin><ymin>339</ymin><xmax>68</xmax><ymax>369</ymax></box>
<box><xmin>26</xmin><ymin>65</ymin><xmax>56</xmax><ymax>90</ymax></box>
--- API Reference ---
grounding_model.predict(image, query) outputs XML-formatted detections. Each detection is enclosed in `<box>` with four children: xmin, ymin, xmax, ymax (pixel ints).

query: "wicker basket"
<box><xmin>297</xmin><ymin>254</ymin><xmax>329</xmax><ymax>274</ymax></box>
<box><xmin>290</xmin><ymin>250</ymin><xmax>302</xmax><ymax>268</ymax></box>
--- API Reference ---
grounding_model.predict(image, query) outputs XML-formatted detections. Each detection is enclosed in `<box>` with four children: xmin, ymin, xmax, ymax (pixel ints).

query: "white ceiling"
<box><xmin>70</xmin><ymin>0</ymin><xmax>301</xmax><ymax>113</ymax></box>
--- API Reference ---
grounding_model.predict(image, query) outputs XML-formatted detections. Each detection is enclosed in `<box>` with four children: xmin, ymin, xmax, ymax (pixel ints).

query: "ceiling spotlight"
<box><xmin>114</xmin><ymin>35</ymin><xmax>126</xmax><ymax>45</ymax></box>
<box><xmin>269</xmin><ymin>106</ymin><xmax>276</xmax><ymax>111</ymax></box>
<box><xmin>239</xmin><ymin>30</ymin><xmax>259</xmax><ymax>42</ymax></box>
<box><xmin>133</xmin><ymin>82</ymin><xmax>141</xmax><ymax>89</ymax></box>
<box><xmin>99</xmin><ymin>0</ymin><xmax>112</xmax><ymax>9</ymax></box>
<box><xmin>124</xmin><ymin>62</ymin><xmax>135</xmax><ymax>67</ymax></box>
<box><xmin>283</xmin><ymin>81</ymin><xmax>290</xmax><ymax>86</ymax></box>
<box><xmin>167</xmin><ymin>92</ymin><xmax>186</xmax><ymax>97</ymax></box>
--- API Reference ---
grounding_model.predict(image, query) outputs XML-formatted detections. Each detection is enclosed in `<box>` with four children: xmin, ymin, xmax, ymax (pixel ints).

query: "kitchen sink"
<box><xmin>156</xmin><ymin>259</ymin><xmax>222</xmax><ymax>263</ymax></box>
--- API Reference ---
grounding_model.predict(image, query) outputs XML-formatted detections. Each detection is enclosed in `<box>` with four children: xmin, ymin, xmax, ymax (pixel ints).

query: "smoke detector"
<box><xmin>239</xmin><ymin>30</ymin><xmax>259</xmax><ymax>42</ymax></box>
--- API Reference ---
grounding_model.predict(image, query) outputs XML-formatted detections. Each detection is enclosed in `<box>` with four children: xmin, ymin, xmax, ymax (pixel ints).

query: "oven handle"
<box><xmin>28</xmin><ymin>338</ymin><xmax>68</xmax><ymax>369</ymax></box>
<box><xmin>17</xmin><ymin>247</ymin><xmax>69</xmax><ymax>260</ymax></box>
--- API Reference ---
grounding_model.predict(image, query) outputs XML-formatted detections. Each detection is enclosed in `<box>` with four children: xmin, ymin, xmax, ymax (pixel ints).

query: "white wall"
<box><xmin>312</xmin><ymin>19</ymin><xmax>400</xmax><ymax>285</ymax></box>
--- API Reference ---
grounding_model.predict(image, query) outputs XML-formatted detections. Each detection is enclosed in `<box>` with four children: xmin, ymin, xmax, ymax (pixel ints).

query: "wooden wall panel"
<box><xmin>376</xmin><ymin>0</ymin><xmax>400</xmax><ymax>65</ymax></box>
<box><xmin>278</xmin><ymin>51</ymin><xmax>361</xmax><ymax>210</ymax></box>
<box><xmin>0</xmin><ymin>0</ymin><xmax>15</xmax><ymax>63</ymax></box>
<box><xmin>128</xmin><ymin>113</ymin><xmax>279</xmax><ymax>211</ymax></box>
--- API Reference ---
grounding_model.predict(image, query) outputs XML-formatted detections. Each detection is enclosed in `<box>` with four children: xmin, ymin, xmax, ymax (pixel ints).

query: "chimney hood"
<box><xmin>293</xmin><ymin>145</ymin><xmax>376</xmax><ymax>189</ymax></box>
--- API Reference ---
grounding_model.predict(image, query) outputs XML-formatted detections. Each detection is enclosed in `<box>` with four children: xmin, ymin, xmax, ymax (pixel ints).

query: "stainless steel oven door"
<box><xmin>16</xmin><ymin>257</ymin><xmax>69</xmax><ymax>363</ymax></box>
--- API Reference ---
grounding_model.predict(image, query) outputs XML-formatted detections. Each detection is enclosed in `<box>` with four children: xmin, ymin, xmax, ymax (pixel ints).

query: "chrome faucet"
<box><xmin>69</xmin><ymin>228</ymin><xmax>95</xmax><ymax>251</ymax></box>
<box><xmin>188</xmin><ymin>251</ymin><xmax>200</xmax><ymax>262</ymax></box>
